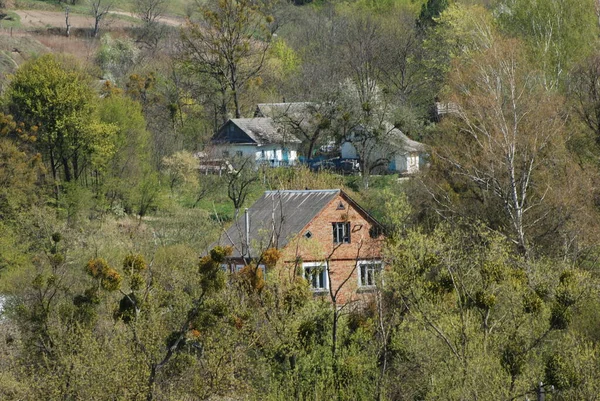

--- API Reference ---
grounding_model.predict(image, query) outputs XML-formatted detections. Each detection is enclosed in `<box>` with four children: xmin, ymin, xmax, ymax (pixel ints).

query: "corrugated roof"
<box><xmin>231</xmin><ymin>118</ymin><xmax>301</xmax><ymax>145</ymax></box>
<box><xmin>217</xmin><ymin>190</ymin><xmax>340</xmax><ymax>258</ymax></box>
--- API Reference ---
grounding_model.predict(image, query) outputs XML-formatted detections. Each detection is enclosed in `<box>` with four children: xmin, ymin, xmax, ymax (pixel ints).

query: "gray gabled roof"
<box><xmin>384</xmin><ymin>123</ymin><xmax>427</xmax><ymax>154</ymax></box>
<box><xmin>255</xmin><ymin>102</ymin><xmax>314</xmax><ymax>118</ymax></box>
<box><xmin>350</xmin><ymin>122</ymin><xmax>426</xmax><ymax>154</ymax></box>
<box><xmin>217</xmin><ymin>190</ymin><xmax>340</xmax><ymax>258</ymax></box>
<box><xmin>213</xmin><ymin>118</ymin><xmax>301</xmax><ymax>146</ymax></box>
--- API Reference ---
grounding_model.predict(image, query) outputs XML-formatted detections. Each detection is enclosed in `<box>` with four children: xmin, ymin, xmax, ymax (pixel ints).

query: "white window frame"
<box><xmin>333</xmin><ymin>222</ymin><xmax>351</xmax><ymax>244</ymax></box>
<box><xmin>357</xmin><ymin>260</ymin><xmax>383</xmax><ymax>288</ymax></box>
<box><xmin>303</xmin><ymin>261</ymin><xmax>329</xmax><ymax>291</ymax></box>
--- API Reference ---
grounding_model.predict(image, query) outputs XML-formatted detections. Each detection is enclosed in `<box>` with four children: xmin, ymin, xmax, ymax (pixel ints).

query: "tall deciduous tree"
<box><xmin>181</xmin><ymin>0</ymin><xmax>274</xmax><ymax>122</ymax></box>
<box><xmin>497</xmin><ymin>0</ymin><xmax>598</xmax><ymax>89</ymax></box>
<box><xmin>436</xmin><ymin>38</ymin><xmax>567</xmax><ymax>256</ymax></box>
<box><xmin>570</xmin><ymin>53</ymin><xmax>600</xmax><ymax>147</ymax></box>
<box><xmin>7</xmin><ymin>55</ymin><xmax>116</xmax><ymax>184</ymax></box>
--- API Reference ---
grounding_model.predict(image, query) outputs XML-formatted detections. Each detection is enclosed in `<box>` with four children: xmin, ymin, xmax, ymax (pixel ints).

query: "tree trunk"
<box><xmin>93</xmin><ymin>17</ymin><xmax>100</xmax><ymax>37</ymax></box>
<box><xmin>65</xmin><ymin>8</ymin><xmax>71</xmax><ymax>37</ymax></box>
<box><xmin>62</xmin><ymin>156</ymin><xmax>72</xmax><ymax>182</ymax></box>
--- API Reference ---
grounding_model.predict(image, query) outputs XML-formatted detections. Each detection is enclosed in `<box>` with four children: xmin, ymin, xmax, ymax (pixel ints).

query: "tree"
<box><xmin>181</xmin><ymin>0</ymin><xmax>274</xmax><ymax>121</ymax></box>
<box><xmin>435</xmin><ymin>38</ymin><xmax>567</xmax><ymax>256</ymax></box>
<box><xmin>133</xmin><ymin>0</ymin><xmax>168</xmax><ymax>48</ymax></box>
<box><xmin>161</xmin><ymin>150</ymin><xmax>198</xmax><ymax>193</ymax></box>
<box><xmin>96</xmin><ymin>92</ymin><xmax>152</xmax><ymax>210</ymax></box>
<box><xmin>89</xmin><ymin>0</ymin><xmax>113</xmax><ymax>38</ymax></box>
<box><xmin>226</xmin><ymin>156</ymin><xmax>258</xmax><ymax>218</ymax></box>
<box><xmin>96</xmin><ymin>34</ymin><xmax>140</xmax><ymax>84</ymax></box>
<box><xmin>335</xmin><ymin>79</ymin><xmax>397</xmax><ymax>188</ymax></box>
<box><xmin>133</xmin><ymin>0</ymin><xmax>166</xmax><ymax>25</ymax></box>
<box><xmin>417</xmin><ymin>0</ymin><xmax>449</xmax><ymax>30</ymax></box>
<box><xmin>570</xmin><ymin>52</ymin><xmax>600</xmax><ymax>147</ymax></box>
<box><xmin>385</xmin><ymin>222</ymin><xmax>595</xmax><ymax>400</ymax></box>
<box><xmin>264</xmin><ymin>102</ymin><xmax>336</xmax><ymax>159</ymax></box>
<box><xmin>7</xmin><ymin>55</ymin><xmax>116</xmax><ymax>184</ymax></box>
<box><xmin>497</xmin><ymin>0</ymin><xmax>598</xmax><ymax>90</ymax></box>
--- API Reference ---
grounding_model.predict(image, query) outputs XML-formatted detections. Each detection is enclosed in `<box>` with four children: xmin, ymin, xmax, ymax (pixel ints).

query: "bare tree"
<box><xmin>261</xmin><ymin>102</ymin><xmax>337</xmax><ymax>159</ymax></box>
<box><xmin>134</xmin><ymin>0</ymin><xmax>166</xmax><ymax>25</ymax></box>
<box><xmin>181</xmin><ymin>0</ymin><xmax>274</xmax><ymax>122</ymax></box>
<box><xmin>133</xmin><ymin>0</ymin><xmax>168</xmax><ymax>48</ymax></box>
<box><xmin>570</xmin><ymin>53</ymin><xmax>600</xmax><ymax>147</ymax></box>
<box><xmin>65</xmin><ymin>7</ymin><xmax>71</xmax><ymax>37</ymax></box>
<box><xmin>89</xmin><ymin>0</ymin><xmax>113</xmax><ymax>38</ymax></box>
<box><xmin>226</xmin><ymin>157</ymin><xmax>259</xmax><ymax>218</ymax></box>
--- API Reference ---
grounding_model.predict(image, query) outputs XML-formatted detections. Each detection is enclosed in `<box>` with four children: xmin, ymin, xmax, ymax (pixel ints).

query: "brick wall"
<box><xmin>280</xmin><ymin>193</ymin><xmax>384</xmax><ymax>304</ymax></box>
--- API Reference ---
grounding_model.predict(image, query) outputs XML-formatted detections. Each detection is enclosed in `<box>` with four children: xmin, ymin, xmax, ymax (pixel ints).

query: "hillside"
<box><xmin>2</xmin><ymin>0</ymin><xmax>600</xmax><ymax>400</ymax></box>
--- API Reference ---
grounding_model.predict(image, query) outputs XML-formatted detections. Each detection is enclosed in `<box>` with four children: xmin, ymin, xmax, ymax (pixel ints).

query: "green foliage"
<box><xmin>417</xmin><ymin>0</ymin><xmax>448</xmax><ymax>29</ymax></box>
<box><xmin>6</xmin><ymin>55</ymin><xmax>117</xmax><ymax>183</ymax></box>
<box><xmin>161</xmin><ymin>150</ymin><xmax>199</xmax><ymax>192</ymax></box>
<box><xmin>384</xmin><ymin>222</ymin><xmax>596</xmax><ymax>398</ymax></box>
<box><xmin>3</xmin><ymin>0</ymin><xmax>600</xmax><ymax>398</ymax></box>
<box><xmin>96</xmin><ymin>34</ymin><xmax>140</xmax><ymax>84</ymax></box>
<box><xmin>497</xmin><ymin>0</ymin><xmax>599</xmax><ymax>88</ymax></box>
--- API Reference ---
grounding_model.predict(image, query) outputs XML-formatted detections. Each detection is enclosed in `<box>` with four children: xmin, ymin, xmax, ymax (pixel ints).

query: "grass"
<box><xmin>0</xmin><ymin>10</ymin><xmax>21</xmax><ymax>28</ymax></box>
<box><xmin>13</xmin><ymin>0</ymin><xmax>60</xmax><ymax>11</ymax></box>
<box><xmin>12</xmin><ymin>0</ymin><xmax>196</xmax><ymax>18</ymax></box>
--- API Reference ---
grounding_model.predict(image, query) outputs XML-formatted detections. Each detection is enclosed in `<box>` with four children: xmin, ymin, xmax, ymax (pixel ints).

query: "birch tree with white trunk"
<box><xmin>439</xmin><ymin>38</ymin><xmax>567</xmax><ymax>256</ymax></box>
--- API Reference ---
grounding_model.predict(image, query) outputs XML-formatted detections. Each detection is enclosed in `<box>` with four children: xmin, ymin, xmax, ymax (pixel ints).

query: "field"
<box><xmin>0</xmin><ymin>0</ymin><xmax>190</xmax><ymax>79</ymax></box>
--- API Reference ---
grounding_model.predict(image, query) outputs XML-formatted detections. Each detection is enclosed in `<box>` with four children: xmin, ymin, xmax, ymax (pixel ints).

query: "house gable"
<box><xmin>282</xmin><ymin>191</ymin><xmax>383</xmax><ymax>263</ymax></box>
<box><xmin>212</xmin><ymin>120</ymin><xmax>257</xmax><ymax>145</ymax></box>
<box><xmin>212</xmin><ymin>118</ymin><xmax>301</xmax><ymax>147</ymax></box>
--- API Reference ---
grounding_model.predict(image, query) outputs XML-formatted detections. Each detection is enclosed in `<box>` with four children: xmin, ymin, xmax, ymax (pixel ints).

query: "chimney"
<box><xmin>245</xmin><ymin>208</ymin><xmax>250</xmax><ymax>258</ymax></box>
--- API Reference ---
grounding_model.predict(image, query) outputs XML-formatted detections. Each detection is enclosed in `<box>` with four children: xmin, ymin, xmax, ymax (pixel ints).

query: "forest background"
<box><xmin>2</xmin><ymin>0</ymin><xmax>600</xmax><ymax>399</ymax></box>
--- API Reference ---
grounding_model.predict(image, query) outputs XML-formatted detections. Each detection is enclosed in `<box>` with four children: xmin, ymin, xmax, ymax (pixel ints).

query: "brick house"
<box><xmin>215</xmin><ymin>189</ymin><xmax>384</xmax><ymax>304</ymax></box>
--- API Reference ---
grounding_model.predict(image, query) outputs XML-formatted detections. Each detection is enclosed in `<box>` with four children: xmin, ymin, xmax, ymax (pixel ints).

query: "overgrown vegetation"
<box><xmin>2</xmin><ymin>0</ymin><xmax>600</xmax><ymax>400</ymax></box>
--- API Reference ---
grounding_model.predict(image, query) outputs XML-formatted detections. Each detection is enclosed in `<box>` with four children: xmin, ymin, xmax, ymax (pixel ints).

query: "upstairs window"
<box><xmin>333</xmin><ymin>222</ymin><xmax>351</xmax><ymax>244</ymax></box>
<box><xmin>303</xmin><ymin>262</ymin><xmax>328</xmax><ymax>291</ymax></box>
<box><xmin>358</xmin><ymin>260</ymin><xmax>383</xmax><ymax>287</ymax></box>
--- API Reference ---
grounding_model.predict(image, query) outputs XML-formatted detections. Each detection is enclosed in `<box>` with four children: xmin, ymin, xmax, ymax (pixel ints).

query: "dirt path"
<box><xmin>109</xmin><ymin>11</ymin><xmax>184</xmax><ymax>27</ymax></box>
<box><xmin>14</xmin><ymin>9</ymin><xmax>135</xmax><ymax>29</ymax></box>
<box><xmin>13</xmin><ymin>9</ymin><xmax>184</xmax><ymax>29</ymax></box>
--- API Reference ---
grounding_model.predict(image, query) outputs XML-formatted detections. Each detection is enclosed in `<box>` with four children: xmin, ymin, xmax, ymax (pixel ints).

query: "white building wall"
<box><xmin>394</xmin><ymin>153</ymin><xmax>421</xmax><ymax>174</ymax></box>
<box><xmin>213</xmin><ymin>144</ymin><xmax>299</xmax><ymax>166</ymax></box>
<box><xmin>341</xmin><ymin>142</ymin><xmax>358</xmax><ymax>159</ymax></box>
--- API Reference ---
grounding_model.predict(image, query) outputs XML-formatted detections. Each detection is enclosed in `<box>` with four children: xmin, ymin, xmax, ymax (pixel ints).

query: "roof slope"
<box><xmin>217</xmin><ymin>190</ymin><xmax>340</xmax><ymax>258</ymax></box>
<box><xmin>350</xmin><ymin>122</ymin><xmax>426</xmax><ymax>154</ymax></box>
<box><xmin>384</xmin><ymin>123</ymin><xmax>426</xmax><ymax>153</ymax></box>
<box><xmin>255</xmin><ymin>102</ymin><xmax>314</xmax><ymax>118</ymax></box>
<box><xmin>212</xmin><ymin>118</ymin><xmax>301</xmax><ymax>146</ymax></box>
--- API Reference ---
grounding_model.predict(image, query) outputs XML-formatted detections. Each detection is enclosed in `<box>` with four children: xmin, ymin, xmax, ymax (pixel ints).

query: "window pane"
<box><xmin>360</xmin><ymin>265</ymin><xmax>367</xmax><ymax>286</ymax></box>
<box><xmin>359</xmin><ymin>262</ymin><xmax>382</xmax><ymax>287</ymax></box>
<box><xmin>345</xmin><ymin>222</ymin><xmax>351</xmax><ymax>243</ymax></box>
<box><xmin>304</xmin><ymin>264</ymin><xmax>327</xmax><ymax>289</ymax></box>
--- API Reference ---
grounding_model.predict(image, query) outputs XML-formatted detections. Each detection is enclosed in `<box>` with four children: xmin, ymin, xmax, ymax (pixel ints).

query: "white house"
<box><xmin>341</xmin><ymin>122</ymin><xmax>427</xmax><ymax>175</ymax></box>
<box><xmin>210</xmin><ymin>118</ymin><xmax>302</xmax><ymax>167</ymax></box>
